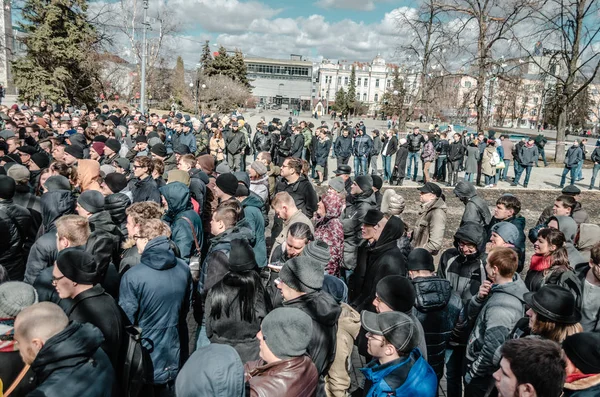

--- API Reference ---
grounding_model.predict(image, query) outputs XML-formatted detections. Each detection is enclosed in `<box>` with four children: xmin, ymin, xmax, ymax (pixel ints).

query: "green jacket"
<box><xmin>302</xmin><ymin>128</ymin><xmax>312</xmax><ymax>149</ymax></box>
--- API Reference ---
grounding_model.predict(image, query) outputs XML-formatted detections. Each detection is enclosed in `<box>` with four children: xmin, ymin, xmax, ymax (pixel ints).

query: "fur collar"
<box><xmin>564</xmin><ymin>373</ymin><xmax>600</xmax><ymax>390</ymax></box>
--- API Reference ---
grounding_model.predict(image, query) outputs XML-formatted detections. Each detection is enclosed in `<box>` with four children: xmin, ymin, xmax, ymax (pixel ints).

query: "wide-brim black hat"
<box><xmin>334</xmin><ymin>165</ymin><xmax>351</xmax><ymax>175</ymax></box>
<box><xmin>523</xmin><ymin>285</ymin><xmax>581</xmax><ymax>324</ymax></box>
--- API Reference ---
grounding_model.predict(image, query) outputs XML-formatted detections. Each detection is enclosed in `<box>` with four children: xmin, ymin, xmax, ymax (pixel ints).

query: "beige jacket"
<box><xmin>209</xmin><ymin>137</ymin><xmax>225</xmax><ymax>161</ymax></box>
<box><xmin>325</xmin><ymin>303</ymin><xmax>361</xmax><ymax>397</ymax></box>
<box><xmin>412</xmin><ymin>196</ymin><xmax>447</xmax><ymax>255</ymax></box>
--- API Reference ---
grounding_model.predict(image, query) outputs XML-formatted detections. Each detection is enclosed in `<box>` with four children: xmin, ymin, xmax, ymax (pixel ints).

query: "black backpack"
<box><xmin>118</xmin><ymin>308</ymin><xmax>153</xmax><ymax>397</ymax></box>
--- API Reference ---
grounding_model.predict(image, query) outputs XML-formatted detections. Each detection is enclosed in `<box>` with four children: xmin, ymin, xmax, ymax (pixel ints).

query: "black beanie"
<box><xmin>0</xmin><ymin>175</ymin><xmax>16</xmax><ymax>199</ymax></box>
<box><xmin>150</xmin><ymin>143</ymin><xmax>167</xmax><ymax>157</ymax></box>
<box><xmin>77</xmin><ymin>190</ymin><xmax>105</xmax><ymax>213</ymax></box>
<box><xmin>31</xmin><ymin>152</ymin><xmax>50</xmax><ymax>168</ymax></box>
<box><xmin>228</xmin><ymin>238</ymin><xmax>257</xmax><ymax>272</ymax></box>
<box><xmin>376</xmin><ymin>275</ymin><xmax>416</xmax><ymax>313</ymax></box>
<box><xmin>64</xmin><ymin>144</ymin><xmax>84</xmax><ymax>160</ymax></box>
<box><xmin>44</xmin><ymin>175</ymin><xmax>71</xmax><ymax>191</ymax></box>
<box><xmin>216</xmin><ymin>173</ymin><xmax>239</xmax><ymax>197</ymax></box>
<box><xmin>407</xmin><ymin>248</ymin><xmax>435</xmax><ymax>272</ymax></box>
<box><xmin>355</xmin><ymin>175</ymin><xmax>373</xmax><ymax>192</ymax></box>
<box><xmin>563</xmin><ymin>332</ymin><xmax>600</xmax><ymax>374</ymax></box>
<box><xmin>105</xmin><ymin>138</ymin><xmax>121</xmax><ymax>153</ymax></box>
<box><xmin>104</xmin><ymin>172</ymin><xmax>128</xmax><ymax>193</ymax></box>
<box><xmin>56</xmin><ymin>248</ymin><xmax>98</xmax><ymax>284</ymax></box>
<box><xmin>372</xmin><ymin>174</ymin><xmax>383</xmax><ymax>190</ymax></box>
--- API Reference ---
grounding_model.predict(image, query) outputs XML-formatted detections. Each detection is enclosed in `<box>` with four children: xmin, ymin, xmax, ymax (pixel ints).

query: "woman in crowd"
<box><xmin>313</xmin><ymin>189</ymin><xmax>345</xmax><ymax>277</ymax></box>
<box><xmin>209</xmin><ymin>127</ymin><xmax>225</xmax><ymax>165</ymax></box>
<box><xmin>482</xmin><ymin>139</ymin><xmax>497</xmax><ymax>188</ymax></box>
<box><xmin>526</xmin><ymin>228</ymin><xmax>572</xmax><ymax>291</ymax></box>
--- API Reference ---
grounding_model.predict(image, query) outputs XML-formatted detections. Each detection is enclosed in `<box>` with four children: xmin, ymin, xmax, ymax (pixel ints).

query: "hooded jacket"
<box><xmin>564</xmin><ymin>374</ymin><xmax>600</xmax><ymax>397</ymax></box>
<box><xmin>466</xmin><ymin>276</ymin><xmax>527</xmax><ymax>379</ymax></box>
<box><xmin>245</xmin><ymin>355</ymin><xmax>319</xmax><ymax>397</ymax></box>
<box><xmin>326</xmin><ymin>303</ymin><xmax>361</xmax><ymax>397</ymax></box>
<box><xmin>454</xmin><ymin>181</ymin><xmax>492</xmax><ymax>228</ymax></box>
<box><xmin>104</xmin><ymin>191</ymin><xmax>131</xmax><ymax>238</ymax></box>
<box><xmin>250</xmin><ymin>175</ymin><xmax>269</xmax><ymax>204</ymax></box>
<box><xmin>412</xmin><ymin>276</ymin><xmax>463</xmax><ymax>381</ymax></box>
<box><xmin>342</xmin><ymin>190</ymin><xmax>377</xmax><ymax>270</ymax></box>
<box><xmin>350</xmin><ymin>216</ymin><xmax>407</xmax><ymax>312</ymax></box>
<box><xmin>334</xmin><ymin>134</ymin><xmax>353</xmax><ymax>158</ymax></box>
<box><xmin>551</xmin><ymin>215</ymin><xmax>588</xmax><ymax>267</ymax></box>
<box><xmin>314</xmin><ymin>191</ymin><xmax>345</xmax><ymax>277</ymax></box>
<box><xmin>25</xmin><ymin>189</ymin><xmax>76</xmax><ymax>284</ymax></box>
<box><xmin>412</xmin><ymin>196</ymin><xmax>447</xmax><ymax>255</ymax></box>
<box><xmin>130</xmin><ymin>175</ymin><xmax>161</xmax><ymax>204</ymax></box>
<box><xmin>276</xmin><ymin>174</ymin><xmax>318</xmax><ymax>218</ymax></box>
<box><xmin>283</xmin><ymin>291</ymin><xmax>342</xmax><ymax>378</ymax></box>
<box><xmin>160</xmin><ymin>182</ymin><xmax>202</xmax><ymax>262</ymax></box>
<box><xmin>0</xmin><ymin>197</ymin><xmax>34</xmax><ymax>281</ymax></box>
<box><xmin>78</xmin><ymin>159</ymin><xmax>103</xmax><ymax>192</ymax></box>
<box><xmin>577</xmin><ymin>223</ymin><xmax>600</xmax><ymax>262</ymax></box>
<box><xmin>240</xmin><ymin>193</ymin><xmax>268</xmax><ymax>267</ymax></box>
<box><xmin>565</xmin><ymin>144</ymin><xmax>583</xmax><ymax>168</ymax></box>
<box><xmin>29</xmin><ymin>322</ymin><xmax>115</xmax><ymax>397</ymax></box>
<box><xmin>119</xmin><ymin>236</ymin><xmax>192</xmax><ymax>384</ymax></box>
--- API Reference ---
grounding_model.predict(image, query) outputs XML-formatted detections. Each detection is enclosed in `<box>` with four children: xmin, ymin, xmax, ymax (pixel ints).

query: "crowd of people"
<box><xmin>0</xmin><ymin>103</ymin><xmax>600</xmax><ymax>397</ymax></box>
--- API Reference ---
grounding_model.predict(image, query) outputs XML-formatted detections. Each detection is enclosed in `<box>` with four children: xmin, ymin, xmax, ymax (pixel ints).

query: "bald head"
<box><xmin>15</xmin><ymin>302</ymin><xmax>68</xmax><ymax>344</ymax></box>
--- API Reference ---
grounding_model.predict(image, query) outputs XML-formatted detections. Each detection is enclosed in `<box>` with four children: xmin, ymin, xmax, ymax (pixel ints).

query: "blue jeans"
<box><xmin>560</xmin><ymin>166</ymin><xmax>576</xmax><ymax>186</ymax></box>
<box><xmin>514</xmin><ymin>164</ymin><xmax>533</xmax><ymax>186</ymax></box>
<box><xmin>591</xmin><ymin>164</ymin><xmax>600</xmax><ymax>188</ymax></box>
<box><xmin>354</xmin><ymin>155</ymin><xmax>368</xmax><ymax>177</ymax></box>
<box><xmin>464</xmin><ymin>172</ymin><xmax>474</xmax><ymax>182</ymax></box>
<box><xmin>537</xmin><ymin>147</ymin><xmax>548</xmax><ymax>166</ymax></box>
<box><xmin>382</xmin><ymin>155</ymin><xmax>393</xmax><ymax>181</ymax></box>
<box><xmin>436</xmin><ymin>155</ymin><xmax>447</xmax><ymax>181</ymax></box>
<box><xmin>407</xmin><ymin>151</ymin><xmax>419</xmax><ymax>180</ymax></box>
<box><xmin>502</xmin><ymin>159</ymin><xmax>511</xmax><ymax>180</ymax></box>
<box><xmin>576</xmin><ymin>159</ymin><xmax>584</xmax><ymax>180</ymax></box>
<box><xmin>485</xmin><ymin>174</ymin><xmax>495</xmax><ymax>185</ymax></box>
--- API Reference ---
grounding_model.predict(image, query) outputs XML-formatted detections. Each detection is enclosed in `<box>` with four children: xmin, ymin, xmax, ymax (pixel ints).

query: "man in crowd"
<box><xmin>412</xmin><ymin>182</ymin><xmax>447</xmax><ymax>256</ymax></box>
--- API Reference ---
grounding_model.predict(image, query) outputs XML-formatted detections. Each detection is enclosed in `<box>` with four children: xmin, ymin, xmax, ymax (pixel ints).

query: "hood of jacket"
<box><xmin>89</xmin><ymin>210</ymin><xmax>121</xmax><ymax>235</ymax></box>
<box><xmin>31</xmin><ymin>322</ymin><xmax>104</xmax><ymax>381</ymax></box>
<box><xmin>286</xmin><ymin>290</ymin><xmax>341</xmax><ymax>327</ymax></box>
<box><xmin>354</xmin><ymin>189</ymin><xmax>376</xmax><ymax>205</ymax></box>
<box><xmin>197</xmin><ymin>154</ymin><xmax>215</xmax><ymax>174</ymax></box>
<box><xmin>491</xmin><ymin>275</ymin><xmax>528</xmax><ymax>303</ymax></box>
<box><xmin>105</xmin><ymin>192</ymin><xmax>130</xmax><ymax>222</ymax></box>
<box><xmin>242</xmin><ymin>193</ymin><xmax>264</xmax><ymax>210</ymax></box>
<box><xmin>41</xmin><ymin>190</ymin><xmax>75</xmax><ymax>231</ymax></box>
<box><xmin>577</xmin><ymin>223</ymin><xmax>600</xmax><ymax>251</ymax></box>
<box><xmin>77</xmin><ymin>159</ymin><xmax>101</xmax><ymax>192</ymax></box>
<box><xmin>412</xmin><ymin>276</ymin><xmax>453</xmax><ymax>313</ymax></box>
<box><xmin>551</xmin><ymin>215</ymin><xmax>578</xmax><ymax>242</ymax></box>
<box><xmin>453</xmin><ymin>221</ymin><xmax>484</xmax><ymax>249</ymax></box>
<box><xmin>190</xmin><ymin>168</ymin><xmax>209</xmax><ymax>184</ymax></box>
<box><xmin>338</xmin><ymin>303</ymin><xmax>361</xmax><ymax>338</ymax></box>
<box><xmin>321</xmin><ymin>190</ymin><xmax>344</xmax><ymax>219</ymax></box>
<box><xmin>160</xmin><ymin>181</ymin><xmax>191</xmax><ymax>219</ymax></box>
<box><xmin>375</xmin><ymin>216</ymin><xmax>405</xmax><ymax>248</ymax></box>
<box><xmin>140</xmin><ymin>235</ymin><xmax>177</xmax><ymax>270</ymax></box>
<box><xmin>69</xmin><ymin>133</ymin><xmax>88</xmax><ymax>148</ymax></box>
<box><xmin>454</xmin><ymin>180</ymin><xmax>477</xmax><ymax>200</ymax></box>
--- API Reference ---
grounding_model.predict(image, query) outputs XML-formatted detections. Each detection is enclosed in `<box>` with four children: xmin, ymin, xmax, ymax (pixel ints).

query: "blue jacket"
<box><xmin>160</xmin><ymin>182</ymin><xmax>202</xmax><ymax>262</ymax></box>
<box><xmin>178</xmin><ymin>131</ymin><xmax>197</xmax><ymax>154</ymax></box>
<box><xmin>119</xmin><ymin>236</ymin><xmax>192</xmax><ymax>384</ymax></box>
<box><xmin>361</xmin><ymin>349</ymin><xmax>437</xmax><ymax>397</ymax></box>
<box><xmin>354</xmin><ymin>134</ymin><xmax>373</xmax><ymax>157</ymax></box>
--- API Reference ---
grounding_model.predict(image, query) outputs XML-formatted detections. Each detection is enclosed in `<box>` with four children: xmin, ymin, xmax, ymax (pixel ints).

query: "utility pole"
<box><xmin>140</xmin><ymin>0</ymin><xmax>149</xmax><ymax>115</ymax></box>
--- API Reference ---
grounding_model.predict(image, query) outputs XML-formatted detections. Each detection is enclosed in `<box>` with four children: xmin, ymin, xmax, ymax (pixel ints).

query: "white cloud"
<box><xmin>314</xmin><ymin>0</ymin><xmax>393</xmax><ymax>12</ymax></box>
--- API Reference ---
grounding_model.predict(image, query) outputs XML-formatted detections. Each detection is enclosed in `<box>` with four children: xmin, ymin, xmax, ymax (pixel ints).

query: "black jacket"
<box><xmin>334</xmin><ymin>135</ymin><xmax>353</xmax><ymax>158</ymax></box>
<box><xmin>29</xmin><ymin>322</ymin><xmax>115</xmax><ymax>397</ymax></box>
<box><xmin>104</xmin><ymin>191</ymin><xmax>131</xmax><ymax>238</ymax></box>
<box><xmin>436</xmin><ymin>139</ymin><xmax>450</xmax><ymax>156</ymax></box>
<box><xmin>130</xmin><ymin>175</ymin><xmax>161</xmax><ymax>204</ymax></box>
<box><xmin>66</xmin><ymin>285</ymin><xmax>123</xmax><ymax>368</ymax></box>
<box><xmin>253</xmin><ymin>131</ymin><xmax>274</xmax><ymax>153</ymax></box>
<box><xmin>350</xmin><ymin>216</ymin><xmax>407</xmax><ymax>312</ymax></box>
<box><xmin>290</xmin><ymin>133</ymin><xmax>305</xmax><ymax>158</ymax></box>
<box><xmin>454</xmin><ymin>180</ymin><xmax>492</xmax><ymax>229</ymax></box>
<box><xmin>407</xmin><ymin>133</ymin><xmax>425</xmax><ymax>152</ymax></box>
<box><xmin>382</xmin><ymin>136</ymin><xmax>398</xmax><ymax>156</ymax></box>
<box><xmin>275</xmin><ymin>175</ymin><xmax>318</xmax><ymax>218</ymax></box>
<box><xmin>226</xmin><ymin>130</ymin><xmax>246</xmax><ymax>155</ymax></box>
<box><xmin>88</xmin><ymin>210</ymin><xmax>123</xmax><ymax>272</ymax></box>
<box><xmin>315</xmin><ymin>138</ymin><xmax>332</xmax><ymax>167</ymax></box>
<box><xmin>394</xmin><ymin>143</ymin><xmax>409</xmax><ymax>179</ymax></box>
<box><xmin>448</xmin><ymin>140</ymin><xmax>466</xmax><ymax>162</ymax></box>
<box><xmin>0</xmin><ymin>199</ymin><xmax>35</xmax><ymax>281</ymax></box>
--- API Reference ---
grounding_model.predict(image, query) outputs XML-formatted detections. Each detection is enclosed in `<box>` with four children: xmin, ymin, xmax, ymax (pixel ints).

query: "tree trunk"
<box><xmin>555</xmin><ymin>108</ymin><xmax>567</xmax><ymax>163</ymax></box>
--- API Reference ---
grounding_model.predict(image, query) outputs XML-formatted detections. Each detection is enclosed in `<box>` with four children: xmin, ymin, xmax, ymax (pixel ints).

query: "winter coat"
<box><xmin>591</xmin><ymin>147</ymin><xmax>600</xmax><ymax>163</ymax></box>
<box><xmin>160</xmin><ymin>182</ymin><xmax>202</xmax><ymax>262</ymax></box>
<box><xmin>394</xmin><ymin>143</ymin><xmax>409</xmax><ymax>178</ymax></box>
<box><xmin>87</xmin><ymin>211</ymin><xmax>122</xmax><ymax>286</ymax></box>
<box><xmin>290</xmin><ymin>133</ymin><xmax>305</xmax><ymax>158</ymax></box>
<box><xmin>241</xmin><ymin>193</ymin><xmax>268</xmax><ymax>267</ymax></box>
<box><xmin>188</xmin><ymin>168</ymin><xmax>207</xmax><ymax>212</ymax></box>
<box><xmin>350</xmin><ymin>216</ymin><xmax>407</xmax><ymax>312</ymax></box>
<box><xmin>210</xmin><ymin>137</ymin><xmax>226</xmax><ymax>161</ymax></box>
<box><xmin>253</xmin><ymin>131</ymin><xmax>274</xmax><ymax>153</ymax></box>
<box><xmin>466</xmin><ymin>276</ymin><xmax>527</xmax><ymax>380</ymax></box>
<box><xmin>501</xmin><ymin>139</ymin><xmax>514</xmax><ymax>160</ymax></box>
<box><xmin>564</xmin><ymin>374</ymin><xmax>600</xmax><ymax>397</ymax></box>
<box><xmin>205</xmin><ymin>279</ymin><xmax>267</xmax><ymax>363</ymax></box>
<box><xmin>342</xmin><ymin>190</ymin><xmax>377</xmax><ymax>270</ymax></box>
<box><xmin>576</xmin><ymin>223</ymin><xmax>600</xmax><ymax>262</ymax></box>
<box><xmin>361</xmin><ymin>349</ymin><xmax>437</xmax><ymax>397</ymax></box>
<box><xmin>104</xmin><ymin>191</ymin><xmax>131</xmax><ymax>238</ymax></box>
<box><xmin>130</xmin><ymin>175</ymin><xmax>161</xmax><ymax>204</ymax></box>
<box><xmin>370</xmin><ymin>135</ymin><xmax>383</xmax><ymax>156</ymax></box>
<box><xmin>66</xmin><ymin>284</ymin><xmax>123</xmax><ymax>367</ymax></box>
<box><xmin>448</xmin><ymin>140</ymin><xmax>465</xmax><ymax>162</ymax></box>
<box><xmin>24</xmin><ymin>189</ymin><xmax>76</xmax><ymax>284</ymax></box>
<box><xmin>481</xmin><ymin>146</ymin><xmax>496</xmax><ymax>176</ymax></box>
<box><xmin>283</xmin><ymin>291</ymin><xmax>342</xmax><ymax>377</ymax></box>
<box><xmin>226</xmin><ymin>130</ymin><xmax>246</xmax><ymax>155</ymax></box>
<box><xmin>412</xmin><ymin>196</ymin><xmax>447</xmax><ymax>255</ymax></box>
<box><xmin>412</xmin><ymin>276</ymin><xmax>463</xmax><ymax>381</ymax></box>
<box><xmin>250</xmin><ymin>175</ymin><xmax>269</xmax><ymax>204</ymax></box>
<box><xmin>353</xmin><ymin>134</ymin><xmax>373</xmax><ymax>157</ymax></box>
<box><xmin>194</xmin><ymin>129</ymin><xmax>210</xmax><ymax>155</ymax></box>
<box><xmin>245</xmin><ymin>356</ymin><xmax>318</xmax><ymax>397</ymax></box>
<box><xmin>465</xmin><ymin>145</ymin><xmax>479</xmax><ymax>173</ymax></box>
<box><xmin>316</xmin><ymin>137</ymin><xmax>332</xmax><ymax>167</ymax></box>
<box><xmin>421</xmin><ymin>140</ymin><xmax>436</xmax><ymax>162</ymax></box>
<box><xmin>565</xmin><ymin>145</ymin><xmax>584</xmax><ymax>168</ymax></box>
<box><xmin>334</xmin><ymin>135</ymin><xmax>353</xmax><ymax>158</ymax></box>
<box><xmin>313</xmin><ymin>191</ymin><xmax>345</xmax><ymax>277</ymax></box>
<box><xmin>178</xmin><ymin>131</ymin><xmax>197</xmax><ymax>154</ymax></box>
<box><xmin>382</xmin><ymin>136</ymin><xmax>398</xmax><ymax>156</ymax></box>
<box><xmin>119</xmin><ymin>236</ymin><xmax>192</xmax><ymax>384</ymax></box>
<box><xmin>407</xmin><ymin>132</ymin><xmax>425</xmax><ymax>152</ymax></box>
<box><xmin>28</xmin><ymin>322</ymin><xmax>115</xmax><ymax>397</ymax></box>
<box><xmin>13</xmin><ymin>184</ymin><xmax>41</xmax><ymax>216</ymax></box>
<box><xmin>454</xmin><ymin>180</ymin><xmax>492</xmax><ymax>227</ymax></box>
<box><xmin>78</xmin><ymin>160</ymin><xmax>103</xmax><ymax>193</ymax></box>
<box><xmin>0</xmin><ymin>199</ymin><xmax>34</xmax><ymax>281</ymax></box>
<box><xmin>519</xmin><ymin>144</ymin><xmax>539</xmax><ymax>166</ymax></box>
<box><xmin>325</xmin><ymin>303</ymin><xmax>360</xmax><ymax>397</ymax></box>
<box><xmin>275</xmin><ymin>175</ymin><xmax>318</xmax><ymax>218</ymax></box>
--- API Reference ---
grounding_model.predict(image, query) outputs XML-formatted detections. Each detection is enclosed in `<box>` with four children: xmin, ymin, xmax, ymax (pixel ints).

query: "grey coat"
<box><xmin>465</xmin><ymin>146</ymin><xmax>479</xmax><ymax>174</ymax></box>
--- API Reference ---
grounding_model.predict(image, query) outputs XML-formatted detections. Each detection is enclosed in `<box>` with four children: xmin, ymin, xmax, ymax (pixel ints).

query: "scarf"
<box><xmin>0</xmin><ymin>318</ymin><xmax>18</xmax><ymax>352</ymax></box>
<box><xmin>566</xmin><ymin>372</ymin><xmax>597</xmax><ymax>384</ymax></box>
<box><xmin>529</xmin><ymin>254</ymin><xmax>553</xmax><ymax>272</ymax></box>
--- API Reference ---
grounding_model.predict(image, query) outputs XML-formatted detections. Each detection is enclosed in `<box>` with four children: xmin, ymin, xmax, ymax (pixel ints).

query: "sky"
<box><xmin>89</xmin><ymin>0</ymin><xmax>420</xmax><ymax>68</ymax></box>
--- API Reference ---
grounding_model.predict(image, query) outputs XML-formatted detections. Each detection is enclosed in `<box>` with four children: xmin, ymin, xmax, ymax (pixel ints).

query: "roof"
<box><xmin>244</xmin><ymin>56</ymin><xmax>312</xmax><ymax>67</ymax></box>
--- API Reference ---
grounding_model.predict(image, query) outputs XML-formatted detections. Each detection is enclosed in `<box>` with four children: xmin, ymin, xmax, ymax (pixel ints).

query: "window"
<box><xmin>358</xmin><ymin>78</ymin><xmax>362</xmax><ymax>86</ymax></box>
<box><xmin>363</xmin><ymin>93</ymin><xmax>367</xmax><ymax>101</ymax></box>
<box><xmin>338</xmin><ymin>77</ymin><xmax>342</xmax><ymax>85</ymax></box>
<box><xmin>387</xmin><ymin>80</ymin><xmax>391</xmax><ymax>88</ymax></box>
<box><xmin>374</xmin><ymin>94</ymin><xmax>379</xmax><ymax>102</ymax></box>
<box><xmin>533</xmin><ymin>97</ymin><xmax>539</xmax><ymax>104</ymax></box>
<box><xmin>356</xmin><ymin>94</ymin><xmax>360</xmax><ymax>100</ymax></box>
<box><xmin>364</xmin><ymin>78</ymin><xmax>368</xmax><ymax>87</ymax></box>
<box><xmin>376</xmin><ymin>79</ymin><xmax>380</xmax><ymax>87</ymax></box>
<box><xmin>344</xmin><ymin>77</ymin><xmax>348</xmax><ymax>85</ymax></box>
<box><xmin>531</xmin><ymin>109</ymin><xmax>537</xmax><ymax>116</ymax></box>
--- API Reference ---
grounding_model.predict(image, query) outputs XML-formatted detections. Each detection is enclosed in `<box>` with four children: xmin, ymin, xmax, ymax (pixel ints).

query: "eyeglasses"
<box><xmin>365</xmin><ymin>332</ymin><xmax>385</xmax><ymax>342</ymax></box>
<box><xmin>133</xmin><ymin>165</ymin><xmax>144</xmax><ymax>169</ymax></box>
<box><xmin>51</xmin><ymin>275</ymin><xmax>65</xmax><ymax>284</ymax></box>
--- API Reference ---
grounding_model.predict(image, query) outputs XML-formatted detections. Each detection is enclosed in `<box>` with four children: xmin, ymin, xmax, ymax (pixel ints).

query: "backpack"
<box><xmin>118</xmin><ymin>309</ymin><xmax>153</xmax><ymax>397</ymax></box>
<box><xmin>490</xmin><ymin>150</ymin><xmax>501</xmax><ymax>166</ymax></box>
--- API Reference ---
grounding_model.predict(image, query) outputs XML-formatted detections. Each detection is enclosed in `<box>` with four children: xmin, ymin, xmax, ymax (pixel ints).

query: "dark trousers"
<box><xmin>436</xmin><ymin>155</ymin><xmax>447</xmax><ymax>181</ymax></box>
<box><xmin>446</xmin><ymin>347</ymin><xmax>467</xmax><ymax>397</ymax></box>
<box><xmin>337</xmin><ymin>156</ymin><xmax>350</xmax><ymax>167</ymax></box>
<box><xmin>141</xmin><ymin>381</ymin><xmax>175</xmax><ymax>397</ymax></box>
<box><xmin>464</xmin><ymin>375</ymin><xmax>496</xmax><ymax>397</ymax></box>
<box><xmin>447</xmin><ymin>160</ymin><xmax>460</xmax><ymax>186</ymax></box>
<box><xmin>476</xmin><ymin>160</ymin><xmax>483</xmax><ymax>185</ymax></box>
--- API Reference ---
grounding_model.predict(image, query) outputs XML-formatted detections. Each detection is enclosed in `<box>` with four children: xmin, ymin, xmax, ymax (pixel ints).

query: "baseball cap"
<box><xmin>418</xmin><ymin>182</ymin><xmax>442</xmax><ymax>197</ymax></box>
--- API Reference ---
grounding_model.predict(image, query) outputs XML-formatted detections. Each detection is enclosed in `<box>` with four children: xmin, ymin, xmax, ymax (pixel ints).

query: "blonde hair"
<box><xmin>138</xmin><ymin>219</ymin><xmax>171</xmax><ymax>240</ymax></box>
<box><xmin>56</xmin><ymin>215</ymin><xmax>90</xmax><ymax>246</ymax></box>
<box><xmin>532</xmin><ymin>318</ymin><xmax>583</xmax><ymax>343</ymax></box>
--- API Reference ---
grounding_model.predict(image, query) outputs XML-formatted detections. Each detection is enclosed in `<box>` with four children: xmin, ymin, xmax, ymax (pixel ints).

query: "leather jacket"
<box><xmin>245</xmin><ymin>356</ymin><xmax>318</xmax><ymax>397</ymax></box>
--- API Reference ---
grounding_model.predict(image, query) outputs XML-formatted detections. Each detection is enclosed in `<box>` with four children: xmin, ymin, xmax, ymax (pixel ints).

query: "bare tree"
<box><xmin>494</xmin><ymin>75</ymin><xmax>521</xmax><ymax>126</ymax></box>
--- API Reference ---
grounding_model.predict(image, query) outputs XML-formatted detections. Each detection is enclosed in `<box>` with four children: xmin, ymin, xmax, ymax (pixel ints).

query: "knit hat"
<box><xmin>407</xmin><ymin>248</ymin><xmax>435</xmax><ymax>272</ymax></box>
<box><xmin>215</xmin><ymin>162</ymin><xmax>231</xmax><ymax>175</ymax></box>
<box><xmin>491</xmin><ymin>222</ymin><xmax>520</xmax><ymax>245</ymax></box>
<box><xmin>167</xmin><ymin>169</ymin><xmax>191</xmax><ymax>187</ymax></box>
<box><xmin>100</xmin><ymin>165</ymin><xmax>115</xmax><ymax>178</ymax></box>
<box><xmin>260</xmin><ymin>307</ymin><xmax>313</xmax><ymax>359</ymax></box>
<box><xmin>279</xmin><ymin>256</ymin><xmax>324</xmax><ymax>293</ymax></box>
<box><xmin>135</xmin><ymin>135</ymin><xmax>148</xmax><ymax>144</ymax></box>
<box><xmin>150</xmin><ymin>143</ymin><xmax>167</xmax><ymax>157</ymax></box>
<box><xmin>113</xmin><ymin>158</ymin><xmax>130</xmax><ymax>172</ymax></box>
<box><xmin>7</xmin><ymin>164</ymin><xmax>30</xmax><ymax>184</ymax></box>
<box><xmin>91</xmin><ymin>142</ymin><xmax>105</xmax><ymax>156</ymax></box>
<box><xmin>216</xmin><ymin>173</ymin><xmax>239</xmax><ymax>197</ymax></box>
<box><xmin>228</xmin><ymin>238</ymin><xmax>257</xmax><ymax>272</ymax></box>
<box><xmin>354</xmin><ymin>175</ymin><xmax>373</xmax><ymax>192</ymax></box>
<box><xmin>44</xmin><ymin>175</ymin><xmax>71</xmax><ymax>191</ymax></box>
<box><xmin>104</xmin><ymin>172</ymin><xmax>127</xmax><ymax>193</ymax></box>
<box><xmin>376</xmin><ymin>275</ymin><xmax>416</xmax><ymax>313</ymax></box>
<box><xmin>322</xmin><ymin>274</ymin><xmax>348</xmax><ymax>304</ymax></box>
<box><xmin>0</xmin><ymin>282</ymin><xmax>39</xmax><ymax>318</ymax></box>
<box><xmin>31</xmin><ymin>152</ymin><xmax>50</xmax><ymax>169</ymax></box>
<box><xmin>302</xmin><ymin>240</ymin><xmax>330</xmax><ymax>266</ymax></box>
<box><xmin>361</xmin><ymin>310</ymin><xmax>420</xmax><ymax>353</ymax></box>
<box><xmin>372</xmin><ymin>175</ymin><xmax>383</xmax><ymax>190</ymax></box>
<box><xmin>64</xmin><ymin>144</ymin><xmax>84</xmax><ymax>160</ymax></box>
<box><xmin>250</xmin><ymin>161</ymin><xmax>267</xmax><ymax>176</ymax></box>
<box><xmin>362</xmin><ymin>209</ymin><xmax>384</xmax><ymax>226</ymax></box>
<box><xmin>0</xmin><ymin>175</ymin><xmax>16</xmax><ymax>199</ymax></box>
<box><xmin>328</xmin><ymin>176</ymin><xmax>345</xmax><ymax>194</ymax></box>
<box><xmin>105</xmin><ymin>138</ymin><xmax>121</xmax><ymax>153</ymax></box>
<box><xmin>174</xmin><ymin>144</ymin><xmax>191</xmax><ymax>155</ymax></box>
<box><xmin>563</xmin><ymin>332</ymin><xmax>600</xmax><ymax>374</ymax></box>
<box><xmin>56</xmin><ymin>248</ymin><xmax>98</xmax><ymax>284</ymax></box>
<box><xmin>77</xmin><ymin>190</ymin><xmax>105</xmax><ymax>213</ymax></box>
<box><xmin>381</xmin><ymin>189</ymin><xmax>405</xmax><ymax>216</ymax></box>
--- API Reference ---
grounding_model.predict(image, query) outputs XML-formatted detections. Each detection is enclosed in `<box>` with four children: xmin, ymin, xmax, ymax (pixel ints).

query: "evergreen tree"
<box><xmin>199</xmin><ymin>40</ymin><xmax>212</xmax><ymax>72</ymax></box>
<box><xmin>380</xmin><ymin>67</ymin><xmax>406</xmax><ymax>120</ymax></box>
<box><xmin>12</xmin><ymin>0</ymin><xmax>100</xmax><ymax>107</ymax></box>
<box><xmin>232</xmin><ymin>50</ymin><xmax>250</xmax><ymax>89</ymax></box>
<box><xmin>204</xmin><ymin>45</ymin><xmax>235</xmax><ymax>79</ymax></box>
<box><xmin>347</xmin><ymin>65</ymin><xmax>357</xmax><ymax>115</ymax></box>
<box><xmin>172</xmin><ymin>56</ymin><xmax>186</xmax><ymax>105</ymax></box>
<box><xmin>333</xmin><ymin>88</ymin><xmax>347</xmax><ymax>116</ymax></box>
